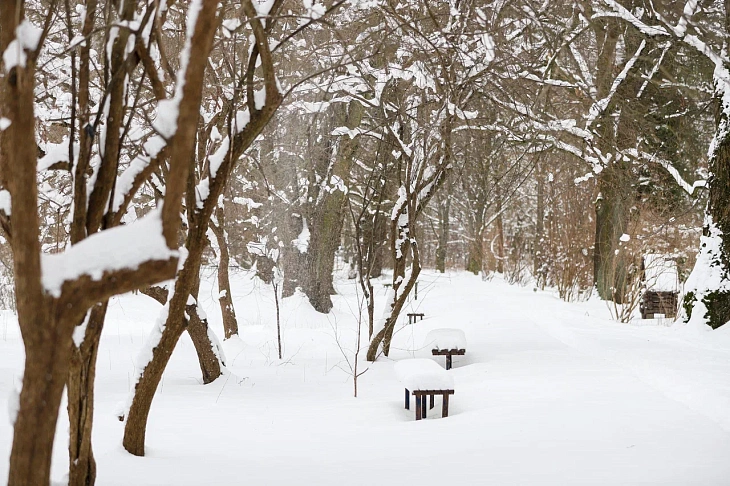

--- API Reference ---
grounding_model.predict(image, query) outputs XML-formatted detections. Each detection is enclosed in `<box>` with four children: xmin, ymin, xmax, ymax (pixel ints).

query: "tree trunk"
<box><xmin>212</xmin><ymin>204</ymin><xmax>238</xmax><ymax>339</ymax></box>
<box><xmin>466</xmin><ymin>229</ymin><xmax>484</xmax><ymax>275</ymax></box>
<box><xmin>123</xmin><ymin>0</ymin><xmax>284</xmax><ymax>453</ymax></box>
<box><xmin>140</xmin><ymin>282</ymin><xmax>222</xmax><ymax>382</ymax></box>
<box><xmin>9</xmin><ymin>310</ymin><xmax>74</xmax><ymax>486</ymax></box>
<box><xmin>435</xmin><ymin>189</ymin><xmax>450</xmax><ymax>273</ymax></box>
<box><xmin>2</xmin><ymin>3</ymin><xmax>77</xmax><ymax>483</ymax></box>
<box><xmin>590</xmin><ymin>14</ymin><xmax>627</xmax><ymax>302</ymax></box>
<box><xmin>494</xmin><ymin>185</ymin><xmax>505</xmax><ymax>274</ymax></box>
<box><xmin>67</xmin><ymin>302</ymin><xmax>108</xmax><ymax>486</ymax></box>
<box><xmin>687</xmin><ymin>146</ymin><xmax>730</xmax><ymax>328</ymax></box>
<box><xmin>367</xmin><ymin>237</ymin><xmax>422</xmax><ymax>360</ymax></box>
<box><xmin>593</xmin><ymin>162</ymin><xmax>632</xmax><ymax>301</ymax></box>
<box><xmin>366</xmin><ymin>211</ymin><xmax>388</xmax><ymax>278</ymax></box>
<box><xmin>305</xmin><ymin>208</ymin><xmax>343</xmax><ymax>312</ymax></box>
<box><xmin>367</xmin><ymin>186</ymin><xmax>427</xmax><ymax>361</ymax></box>
<box><xmin>304</xmin><ymin>100</ymin><xmax>363</xmax><ymax>313</ymax></box>
<box><xmin>684</xmin><ymin>6</ymin><xmax>730</xmax><ymax>328</ymax></box>
<box><xmin>535</xmin><ymin>162</ymin><xmax>546</xmax><ymax>288</ymax></box>
<box><xmin>187</xmin><ymin>302</ymin><xmax>224</xmax><ymax>383</ymax></box>
<box><xmin>122</xmin><ymin>299</ymin><xmax>188</xmax><ymax>456</ymax></box>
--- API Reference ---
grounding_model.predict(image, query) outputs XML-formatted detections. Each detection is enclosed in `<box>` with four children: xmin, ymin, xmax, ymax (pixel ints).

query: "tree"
<box><xmin>121</xmin><ymin>0</ymin><xmax>346</xmax><ymax>456</ymax></box>
<box><xmin>0</xmin><ymin>0</ymin><xmax>218</xmax><ymax>483</ymax></box>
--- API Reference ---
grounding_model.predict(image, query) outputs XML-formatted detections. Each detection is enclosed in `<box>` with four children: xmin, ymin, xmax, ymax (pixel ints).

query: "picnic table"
<box><xmin>425</xmin><ymin>328</ymin><xmax>467</xmax><ymax>370</ymax></box>
<box><xmin>394</xmin><ymin>359</ymin><xmax>455</xmax><ymax>420</ymax></box>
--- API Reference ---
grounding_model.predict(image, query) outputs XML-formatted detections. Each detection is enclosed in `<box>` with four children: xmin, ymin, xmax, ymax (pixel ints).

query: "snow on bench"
<box><xmin>394</xmin><ymin>359</ymin><xmax>454</xmax><ymax>420</ymax></box>
<box><xmin>395</xmin><ymin>358</ymin><xmax>454</xmax><ymax>391</ymax></box>
<box><xmin>424</xmin><ymin>328</ymin><xmax>467</xmax><ymax>370</ymax></box>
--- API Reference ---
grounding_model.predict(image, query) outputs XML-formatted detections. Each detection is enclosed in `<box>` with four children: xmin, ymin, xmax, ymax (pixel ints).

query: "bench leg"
<box><xmin>422</xmin><ymin>395</ymin><xmax>427</xmax><ymax>418</ymax></box>
<box><xmin>415</xmin><ymin>395</ymin><xmax>422</xmax><ymax>420</ymax></box>
<box><xmin>446</xmin><ymin>355</ymin><xmax>452</xmax><ymax>370</ymax></box>
<box><xmin>442</xmin><ymin>394</ymin><xmax>449</xmax><ymax>418</ymax></box>
<box><xmin>429</xmin><ymin>394</ymin><xmax>434</xmax><ymax>409</ymax></box>
<box><xmin>405</xmin><ymin>389</ymin><xmax>410</xmax><ymax>410</ymax></box>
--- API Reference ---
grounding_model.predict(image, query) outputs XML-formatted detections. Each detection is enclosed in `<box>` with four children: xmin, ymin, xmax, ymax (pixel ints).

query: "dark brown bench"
<box><xmin>395</xmin><ymin>359</ymin><xmax>455</xmax><ymax>421</ymax></box>
<box><xmin>407</xmin><ymin>312</ymin><xmax>424</xmax><ymax>324</ymax></box>
<box><xmin>405</xmin><ymin>388</ymin><xmax>454</xmax><ymax>420</ymax></box>
<box><xmin>432</xmin><ymin>348</ymin><xmax>466</xmax><ymax>370</ymax></box>
<box><xmin>425</xmin><ymin>329</ymin><xmax>467</xmax><ymax>370</ymax></box>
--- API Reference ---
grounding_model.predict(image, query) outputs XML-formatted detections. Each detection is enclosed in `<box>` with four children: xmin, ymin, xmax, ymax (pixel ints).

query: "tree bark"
<box><xmin>187</xmin><ymin>302</ymin><xmax>224</xmax><ymax>383</ymax></box>
<box><xmin>684</xmin><ymin>4</ymin><xmax>730</xmax><ymax>328</ymax></box>
<box><xmin>141</xmin><ymin>281</ymin><xmax>223</xmax><ymax>381</ymax></box>
<box><xmin>535</xmin><ymin>162</ymin><xmax>546</xmax><ymax>287</ymax></box>
<box><xmin>593</xmin><ymin>161</ymin><xmax>632</xmax><ymax>301</ymax></box>
<box><xmin>9</xmin><ymin>310</ymin><xmax>74</xmax><ymax>486</ymax></box>
<box><xmin>68</xmin><ymin>302</ymin><xmax>107</xmax><ymax>486</ymax></box>
<box><xmin>466</xmin><ymin>229</ymin><xmax>484</xmax><ymax>275</ymax></box>
<box><xmin>304</xmin><ymin>100</ymin><xmax>363</xmax><ymax>313</ymax></box>
<box><xmin>494</xmin><ymin>185</ymin><xmax>505</xmax><ymax>274</ymax></box>
<box><xmin>590</xmin><ymin>14</ymin><xmax>630</xmax><ymax>302</ymax></box>
<box><xmin>212</xmin><ymin>203</ymin><xmax>239</xmax><ymax>338</ymax></box>
<box><xmin>435</xmin><ymin>188</ymin><xmax>450</xmax><ymax>273</ymax></box>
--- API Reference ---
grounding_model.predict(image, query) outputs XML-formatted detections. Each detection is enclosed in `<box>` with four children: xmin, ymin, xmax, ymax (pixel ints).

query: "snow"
<box><xmin>643</xmin><ymin>254</ymin><xmax>679</xmax><ymax>292</ymax></box>
<box><xmin>684</xmin><ymin>218</ymin><xmax>728</xmax><ymax>323</ymax></box>
<box><xmin>253</xmin><ymin>0</ymin><xmax>275</xmax><ymax>17</ymax></box>
<box><xmin>291</xmin><ymin>218</ymin><xmax>310</xmax><ymax>253</ymax></box>
<box><xmin>424</xmin><ymin>328</ymin><xmax>466</xmax><ymax>351</ymax></box>
<box><xmin>394</xmin><ymin>358</ymin><xmax>454</xmax><ymax>391</ymax></box>
<box><xmin>222</xmin><ymin>19</ymin><xmax>241</xmax><ymax>32</ymax></box>
<box><xmin>2</xmin><ymin>271</ymin><xmax>730</xmax><ymax>484</ymax></box>
<box><xmin>0</xmin><ymin>118</ymin><xmax>10</xmax><ymax>131</ymax></box>
<box><xmin>152</xmin><ymin>0</ymin><xmax>203</xmax><ymax>138</ymax></box>
<box><xmin>41</xmin><ymin>210</ymin><xmax>176</xmax><ymax>297</ymax></box>
<box><xmin>0</xmin><ymin>190</ymin><xmax>11</xmax><ymax>215</ymax></box>
<box><xmin>6</xmin><ymin>375</ymin><xmax>20</xmax><ymax>426</ymax></box>
<box><xmin>2</xmin><ymin>20</ymin><xmax>42</xmax><ymax>73</ymax></box>
<box><xmin>38</xmin><ymin>141</ymin><xmax>77</xmax><ymax>172</ymax></box>
<box><xmin>153</xmin><ymin>99</ymin><xmax>179</xmax><ymax>139</ymax></box>
<box><xmin>113</xmin><ymin>155</ymin><xmax>153</xmax><ymax>212</ymax></box>
<box><xmin>208</xmin><ymin>136</ymin><xmax>230</xmax><ymax>178</ymax></box>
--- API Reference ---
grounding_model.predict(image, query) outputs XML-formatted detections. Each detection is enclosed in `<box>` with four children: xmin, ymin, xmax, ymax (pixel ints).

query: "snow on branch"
<box><xmin>2</xmin><ymin>20</ymin><xmax>42</xmax><ymax>72</ymax></box>
<box><xmin>594</xmin><ymin>2</ymin><xmax>669</xmax><ymax>37</ymax></box>
<box><xmin>152</xmin><ymin>0</ymin><xmax>204</xmax><ymax>139</ymax></box>
<box><xmin>586</xmin><ymin>40</ymin><xmax>646</xmax><ymax>130</ymax></box>
<box><xmin>634</xmin><ymin>150</ymin><xmax>706</xmax><ymax>196</ymax></box>
<box><xmin>38</xmin><ymin>141</ymin><xmax>77</xmax><ymax>171</ymax></box>
<box><xmin>41</xmin><ymin>210</ymin><xmax>177</xmax><ymax>298</ymax></box>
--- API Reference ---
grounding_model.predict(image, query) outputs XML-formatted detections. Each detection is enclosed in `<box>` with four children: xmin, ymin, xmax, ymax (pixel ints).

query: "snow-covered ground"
<box><xmin>1</xmin><ymin>269</ymin><xmax>730</xmax><ymax>485</ymax></box>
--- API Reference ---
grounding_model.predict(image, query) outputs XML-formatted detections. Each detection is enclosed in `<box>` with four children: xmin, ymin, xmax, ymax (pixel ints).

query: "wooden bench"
<box><xmin>407</xmin><ymin>312</ymin><xmax>424</xmax><ymax>324</ymax></box>
<box><xmin>425</xmin><ymin>328</ymin><xmax>467</xmax><ymax>370</ymax></box>
<box><xmin>394</xmin><ymin>359</ymin><xmax>454</xmax><ymax>420</ymax></box>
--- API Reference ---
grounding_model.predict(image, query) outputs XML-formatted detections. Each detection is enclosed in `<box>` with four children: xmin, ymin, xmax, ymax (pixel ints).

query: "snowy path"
<box><xmin>1</xmin><ymin>271</ymin><xmax>729</xmax><ymax>485</ymax></box>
